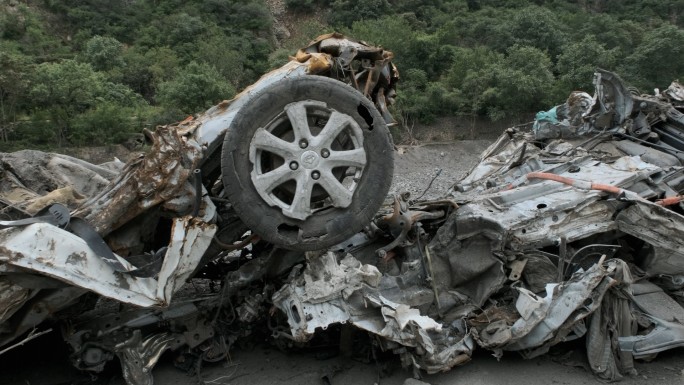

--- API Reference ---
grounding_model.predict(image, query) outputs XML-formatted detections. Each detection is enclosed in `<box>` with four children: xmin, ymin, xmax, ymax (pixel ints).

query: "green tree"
<box><xmin>442</xmin><ymin>6</ymin><xmax>507</xmax><ymax>49</ymax></box>
<box><xmin>329</xmin><ymin>0</ymin><xmax>390</xmax><ymax>27</ymax></box>
<box><xmin>121</xmin><ymin>46</ymin><xmax>180</xmax><ymax>101</ymax></box>
<box><xmin>599</xmin><ymin>0</ymin><xmax>684</xmax><ymax>27</ymax></box>
<box><xmin>0</xmin><ymin>5</ymin><xmax>28</xmax><ymax>39</ymax></box>
<box><xmin>286</xmin><ymin>0</ymin><xmax>320</xmax><ymax>12</ymax></box>
<box><xmin>497</xmin><ymin>6</ymin><xmax>568</xmax><ymax>59</ymax></box>
<box><xmin>30</xmin><ymin>60</ymin><xmax>106</xmax><ymax>145</ymax></box>
<box><xmin>162</xmin><ymin>12</ymin><xmax>207</xmax><ymax>47</ymax></box>
<box><xmin>102</xmin><ymin>82</ymin><xmax>147</xmax><ymax>108</ymax></box>
<box><xmin>70</xmin><ymin>101</ymin><xmax>145</xmax><ymax>146</ymax></box>
<box><xmin>460</xmin><ymin>45</ymin><xmax>555</xmax><ymax>120</ymax></box>
<box><xmin>394</xmin><ymin>68</ymin><xmax>460</xmax><ymax>124</ymax></box>
<box><xmin>2</xmin><ymin>0</ymin><xmax>683</xmax><ymax>148</ymax></box>
<box><xmin>157</xmin><ymin>61</ymin><xmax>235</xmax><ymax>115</ymax></box>
<box><xmin>80</xmin><ymin>35</ymin><xmax>124</xmax><ymax>71</ymax></box>
<box><xmin>568</xmin><ymin>13</ymin><xmax>641</xmax><ymax>52</ymax></box>
<box><xmin>621</xmin><ymin>24</ymin><xmax>684</xmax><ymax>89</ymax></box>
<box><xmin>0</xmin><ymin>52</ymin><xmax>31</xmax><ymax>143</ymax></box>
<box><xmin>556</xmin><ymin>36</ymin><xmax>618</xmax><ymax>92</ymax></box>
<box><xmin>445</xmin><ymin>46</ymin><xmax>503</xmax><ymax>91</ymax></box>
<box><xmin>348</xmin><ymin>16</ymin><xmax>447</xmax><ymax>75</ymax></box>
<box><xmin>3</xmin><ymin>3</ymin><xmax>67</xmax><ymax>59</ymax></box>
<box><xmin>202</xmin><ymin>0</ymin><xmax>272</xmax><ymax>32</ymax></box>
<box><xmin>196</xmin><ymin>33</ymin><xmax>248</xmax><ymax>88</ymax></box>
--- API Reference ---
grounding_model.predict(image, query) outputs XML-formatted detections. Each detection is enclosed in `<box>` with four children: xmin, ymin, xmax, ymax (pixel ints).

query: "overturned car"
<box><xmin>3</xmin><ymin>35</ymin><xmax>684</xmax><ymax>384</ymax></box>
<box><xmin>0</xmin><ymin>33</ymin><xmax>396</xmax><ymax>383</ymax></box>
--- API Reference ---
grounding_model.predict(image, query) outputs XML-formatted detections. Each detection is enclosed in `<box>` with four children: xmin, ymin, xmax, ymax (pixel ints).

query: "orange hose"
<box><xmin>589</xmin><ymin>183</ymin><xmax>623</xmax><ymax>195</ymax></box>
<box><xmin>527</xmin><ymin>172</ymin><xmax>575</xmax><ymax>186</ymax></box>
<box><xmin>657</xmin><ymin>196</ymin><xmax>683</xmax><ymax>206</ymax></box>
<box><xmin>528</xmin><ymin>172</ymin><xmax>684</xmax><ymax>206</ymax></box>
<box><xmin>527</xmin><ymin>172</ymin><xmax>624</xmax><ymax>195</ymax></box>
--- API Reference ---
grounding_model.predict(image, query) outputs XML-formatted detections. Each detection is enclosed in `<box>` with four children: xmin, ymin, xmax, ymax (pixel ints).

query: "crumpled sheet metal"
<box><xmin>0</xmin><ymin>223</ymin><xmax>158</xmax><ymax>306</ymax></box>
<box><xmin>619</xmin><ymin>316</ymin><xmax>684</xmax><ymax>359</ymax></box>
<box><xmin>586</xmin><ymin>70</ymin><xmax>633</xmax><ymax>131</ymax></box>
<box><xmin>273</xmin><ymin>245</ymin><xmax>646</xmax><ymax>379</ymax></box>
<box><xmin>0</xmin><ymin>32</ymin><xmax>400</xmax><ymax>384</ymax></box>
<box><xmin>429</xmin><ymin>225</ymin><xmax>507</xmax><ymax>308</ymax></box>
<box><xmin>664</xmin><ymin>80</ymin><xmax>684</xmax><ymax>102</ymax></box>
<box><xmin>0</xmin><ymin>198</ymin><xmax>215</xmax><ymax>308</ymax></box>
<box><xmin>586</xmin><ymin>262</ymin><xmax>637</xmax><ymax>381</ymax></box>
<box><xmin>448</xmin><ymin>164</ymin><xmax>684</xmax><ymax>381</ymax></box>
<box><xmin>0</xmin><ymin>276</ymin><xmax>32</xmax><ymax>324</ymax></box>
<box><xmin>296</xmin><ymin>32</ymin><xmax>397</xmax><ymax>105</ymax></box>
<box><xmin>115</xmin><ymin>331</ymin><xmax>175</xmax><ymax>385</ymax></box>
<box><xmin>0</xmin><ymin>285</ymin><xmax>86</xmax><ymax>349</ymax></box>
<box><xmin>532</xmin><ymin>70</ymin><xmax>684</xmax><ymax>164</ymax></box>
<box><xmin>269</xmin><ymin>133</ymin><xmax>684</xmax><ymax>380</ymax></box>
<box><xmin>189</xmin><ymin>60</ymin><xmax>309</xmax><ymax>151</ymax></box>
<box><xmin>296</xmin><ymin>32</ymin><xmax>393</xmax><ymax>64</ymax></box>
<box><xmin>471</xmin><ymin>259</ymin><xmax>618</xmax><ymax>355</ymax></box>
<box><xmin>2</xmin><ymin>59</ymin><xmax>684</xmax><ymax>385</ymax></box>
<box><xmin>273</xmin><ymin>252</ymin><xmax>473</xmax><ymax>373</ymax></box>
<box><xmin>454</xmin><ymin>131</ymin><xmax>545</xmax><ymax>193</ymax></box>
<box><xmin>0</xmin><ymin>126</ymin><xmax>216</xmax><ymax>307</ymax></box>
<box><xmin>273</xmin><ymin>252</ymin><xmax>383</xmax><ymax>340</ymax></box>
<box><xmin>155</xmin><ymin>214</ymin><xmax>216</xmax><ymax>306</ymax></box>
<box><xmin>438</xmin><ymin>84</ymin><xmax>684</xmax><ymax>379</ymax></box>
<box><xmin>507</xmin><ymin>260</ymin><xmax>614</xmax><ymax>353</ymax></box>
<box><xmin>616</xmin><ymin>200</ymin><xmax>684</xmax><ymax>277</ymax></box>
<box><xmin>0</xmin><ymin>151</ymin><xmax>116</xmax><ymax>216</ymax></box>
<box><xmin>73</xmin><ymin>126</ymin><xmax>203</xmax><ymax>236</ymax></box>
<box><xmin>0</xmin><ymin>151</ymin><xmax>117</xmax><ymax>196</ymax></box>
<box><xmin>260</xmin><ymin>69</ymin><xmax>684</xmax><ymax>383</ymax></box>
<box><xmin>442</xmin><ymin>155</ymin><xmax>664</xmax><ymax>284</ymax></box>
<box><xmin>533</xmin><ymin>91</ymin><xmax>593</xmax><ymax>139</ymax></box>
<box><xmin>186</xmin><ymin>32</ymin><xmax>397</xmax><ymax>154</ymax></box>
<box><xmin>618</xmin><ymin>280</ymin><xmax>684</xmax><ymax>360</ymax></box>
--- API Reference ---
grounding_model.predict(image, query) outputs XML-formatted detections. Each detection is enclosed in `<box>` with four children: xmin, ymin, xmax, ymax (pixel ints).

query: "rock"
<box><xmin>274</xmin><ymin>24</ymin><xmax>290</xmax><ymax>40</ymax></box>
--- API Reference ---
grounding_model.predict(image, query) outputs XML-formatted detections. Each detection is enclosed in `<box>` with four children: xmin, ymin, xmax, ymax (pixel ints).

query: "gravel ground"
<box><xmin>389</xmin><ymin>141</ymin><xmax>491</xmax><ymax>200</ymax></box>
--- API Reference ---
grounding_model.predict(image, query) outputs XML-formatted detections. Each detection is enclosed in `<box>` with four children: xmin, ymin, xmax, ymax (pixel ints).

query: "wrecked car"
<box><xmin>3</xmin><ymin>34</ymin><xmax>684</xmax><ymax>385</ymax></box>
<box><xmin>270</xmin><ymin>70</ymin><xmax>684</xmax><ymax>381</ymax></box>
<box><xmin>0</xmin><ymin>33</ymin><xmax>396</xmax><ymax>383</ymax></box>
<box><xmin>252</xmin><ymin>70</ymin><xmax>684</xmax><ymax>382</ymax></box>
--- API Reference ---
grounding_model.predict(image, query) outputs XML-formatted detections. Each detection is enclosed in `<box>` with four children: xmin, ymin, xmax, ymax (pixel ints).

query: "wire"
<box><xmin>415</xmin><ymin>168</ymin><xmax>442</xmax><ymax>201</ymax></box>
<box><xmin>617</xmin><ymin>132</ymin><xmax>684</xmax><ymax>155</ymax></box>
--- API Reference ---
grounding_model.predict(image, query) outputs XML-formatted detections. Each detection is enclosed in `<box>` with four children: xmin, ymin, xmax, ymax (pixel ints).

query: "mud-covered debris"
<box><xmin>2</xmin><ymin>37</ymin><xmax>684</xmax><ymax>385</ymax></box>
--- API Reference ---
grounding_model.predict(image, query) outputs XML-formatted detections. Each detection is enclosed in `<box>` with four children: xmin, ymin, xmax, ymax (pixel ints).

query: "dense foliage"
<box><xmin>0</xmin><ymin>0</ymin><xmax>271</xmax><ymax>149</ymax></box>
<box><xmin>335</xmin><ymin>0</ymin><xmax>684</xmax><ymax>123</ymax></box>
<box><xmin>0</xmin><ymin>0</ymin><xmax>682</xmax><ymax>148</ymax></box>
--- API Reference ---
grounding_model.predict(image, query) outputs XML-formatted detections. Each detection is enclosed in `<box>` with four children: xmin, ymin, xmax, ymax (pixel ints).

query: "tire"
<box><xmin>221</xmin><ymin>75</ymin><xmax>394</xmax><ymax>251</ymax></box>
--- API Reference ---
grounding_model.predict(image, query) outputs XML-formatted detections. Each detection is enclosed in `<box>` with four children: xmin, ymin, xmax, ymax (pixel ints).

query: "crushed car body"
<box><xmin>0</xmin><ymin>33</ymin><xmax>396</xmax><ymax>384</ymax></box>
<box><xmin>265</xmin><ymin>69</ymin><xmax>684</xmax><ymax>381</ymax></box>
<box><xmin>2</xmin><ymin>33</ymin><xmax>684</xmax><ymax>385</ymax></box>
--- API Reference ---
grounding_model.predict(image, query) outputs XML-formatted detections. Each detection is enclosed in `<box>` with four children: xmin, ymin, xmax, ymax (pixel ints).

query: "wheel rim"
<box><xmin>249</xmin><ymin>100</ymin><xmax>367</xmax><ymax>221</ymax></box>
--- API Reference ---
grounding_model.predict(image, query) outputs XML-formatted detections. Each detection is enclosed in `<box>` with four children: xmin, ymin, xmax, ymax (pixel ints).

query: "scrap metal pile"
<box><xmin>274</xmin><ymin>70</ymin><xmax>684</xmax><ymax>381</ymax></box>
<box><xmin>2</xmin><ymin>30</ymin><xmax>684</xmax><ymax>384</ymax></box>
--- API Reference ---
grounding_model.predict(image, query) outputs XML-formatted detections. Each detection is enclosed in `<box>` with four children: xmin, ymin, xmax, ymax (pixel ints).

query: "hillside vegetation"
<box><xmin>1</xmin><ymin>0</ymin><xmax>682</xmax><ymax>149</ymax></box>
